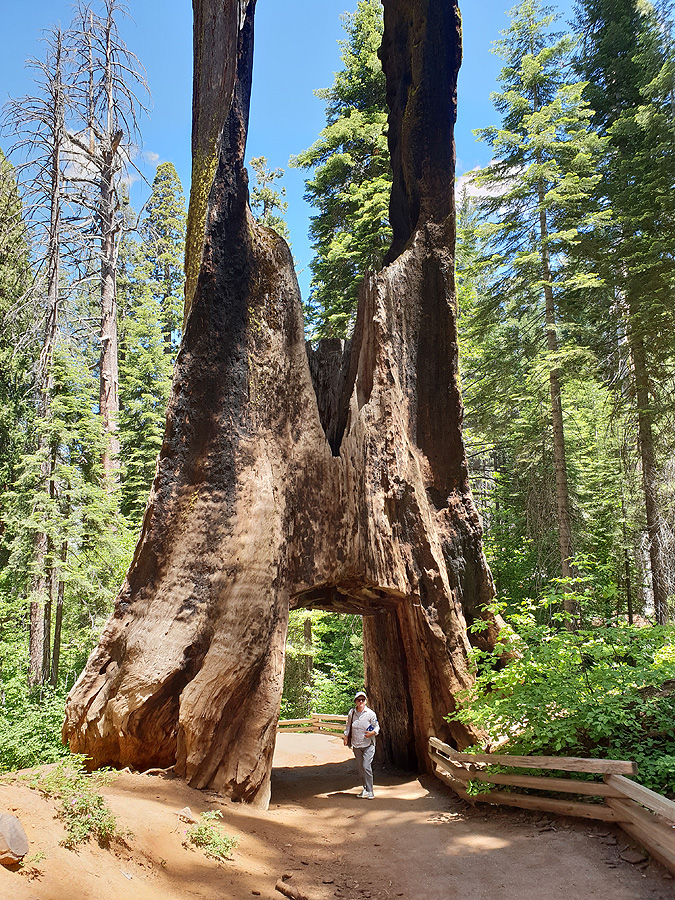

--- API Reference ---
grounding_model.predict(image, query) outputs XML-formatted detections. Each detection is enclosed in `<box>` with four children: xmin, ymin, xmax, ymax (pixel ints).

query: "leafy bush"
<box><xmin>27</xmin><ymin>754</ymin><xmax>121</xmax><ymax>848</ymax></box>
<box><xmin>0</xmin><ymin>685</ymin><xmax>71</xmax><ymax>772</ymax></box>
<box><xmin>451</xmin><ymin>598</ymin><xmax>675</xmax><ymax>794</ymax></box>
<box><xmin>184</xmin><ymin>810</ymin><xmax>238</xmax><ymax>862</ymax></box>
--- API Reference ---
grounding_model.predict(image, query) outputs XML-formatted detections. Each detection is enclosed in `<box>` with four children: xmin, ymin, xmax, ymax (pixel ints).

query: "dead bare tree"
<box><xmin>65</xmin><ymin>0</ymin><xmax>149</xmax><ymax>487</ymax></box>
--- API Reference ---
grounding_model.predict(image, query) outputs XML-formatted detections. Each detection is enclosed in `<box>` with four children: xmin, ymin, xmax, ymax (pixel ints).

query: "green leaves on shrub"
<box><xmin>184</xmin><ymin>810</ymin><xmax>238</xmax><ymax>862</ymax></box>
<box><xmin>27</xmin><ymin>754</ymin><xmax>120</xmax><ymax>848</ymax></box>
<box><xmin>450</xmin><ymin>598</ymin><xmax>675</xmax><ymax>794</ymax></box>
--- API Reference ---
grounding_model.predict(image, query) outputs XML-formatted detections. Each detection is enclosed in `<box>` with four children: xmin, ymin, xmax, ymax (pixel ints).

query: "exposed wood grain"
<box><xmin>606</xmin><ymin>798</ymin><xmax>675</xmax><ymax>847</ymax></box>
<box><xmin>275</xmin><ymin>878</ymin><xmax>318</xmax><ymax>900</ymax></box>
<box><xmin>469</xmin><ymin>790</ymin><xmax>620</xmax><ymax>821</ymax></box>
<box><xmin>428</xmin><ymin>737</ymin><xmax>636</xmax><ymax>775</ymax></box>
<box><xmin>605</xmin><ymin>774</ymin><xmax>675</xmax><ymax>823</ymax></box>
<box><xmin>432</xmin><ymin>764</ymin><xmax>476</xmax><ymax>805</ymax></box>
<box><xmin>63</xmin><ymin>0</ymin><xmax>499</xmax><ymax>806</ymax></box>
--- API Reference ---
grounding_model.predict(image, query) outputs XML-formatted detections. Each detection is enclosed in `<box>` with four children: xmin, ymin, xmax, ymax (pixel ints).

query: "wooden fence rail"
<box><xmin>428</xmin><ymin>736</ymin><xmax>675</xmax><ymax>876</ymax></box>
<box><xmin>277</xmin><ymin>714</ymin><xmax>348</xmax><ymax>736</ymax></box>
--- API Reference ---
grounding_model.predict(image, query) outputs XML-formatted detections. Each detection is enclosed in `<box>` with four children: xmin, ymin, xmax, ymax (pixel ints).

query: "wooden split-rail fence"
<box><xmin>277</xmin><ymin>714</ymin><xmax>348</xmax><ymax>736</ymax></box>
<box><xmin>429</xmin><ymin>736</ymin><xmax>675</xmax><ymax>876</ymax></box>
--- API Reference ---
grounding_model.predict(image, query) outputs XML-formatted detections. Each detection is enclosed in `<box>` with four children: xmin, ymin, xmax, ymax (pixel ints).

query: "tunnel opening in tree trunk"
<box><xmin>62</xmin><ymin>0</ymin><xmax>499</xmax><ymax>809</ymax></box>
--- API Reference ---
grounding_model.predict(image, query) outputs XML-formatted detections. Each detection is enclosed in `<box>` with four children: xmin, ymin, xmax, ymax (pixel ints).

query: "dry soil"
<box><xmin>1</xmin><ymin>733</ymin><xmax>673</xmax><ymax>900</ymax></box>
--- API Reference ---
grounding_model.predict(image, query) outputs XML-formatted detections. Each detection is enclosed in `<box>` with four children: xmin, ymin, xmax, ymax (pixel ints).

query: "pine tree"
<box><xmin>0</xmin><ymin>149</ymin><xmax>32</xmax><ymax>530</ymax></box>
<box><xmin>249</xmin><ymin>156</ymin><xmax>290</xmax><ymax>241</ymax></box>
<box><xmin>3</xmin><ymin>29</ymin><xmax>75</xmax><ymax>683</ymax></box>
<box><xmin>141</xmin><ymin>162</ymin><xmax>187</xmax><ymax>358</ymax></box>
<box><xmin>574</xmin><ymin>0</ymin><xmax>675</xmax><ymax>622</ymax></box>
<box><xmin>118</xmin><ymin>165</ymin><xmax>186</xmax><ymax>527</ymax></box>
<box><xmin>66</xmin><ymin>0</ymin><xmax>149</xmax><ymax>486</ymax></box>
<box><xmin>469</xmin><ymin>0</ymin><xmax>605</xmax><ymax>621</ymax></box>
<box><xmin>291</xmin><ymin>0</ymin><xmax>390</xmax><ymax>337</ymax></box>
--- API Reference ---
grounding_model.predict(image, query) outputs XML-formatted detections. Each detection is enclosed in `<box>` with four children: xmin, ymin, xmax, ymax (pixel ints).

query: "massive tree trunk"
<box><xmin>63</xmin><ymin>0</ymin><xmax>499</xmax><ymax>806</ymax></box>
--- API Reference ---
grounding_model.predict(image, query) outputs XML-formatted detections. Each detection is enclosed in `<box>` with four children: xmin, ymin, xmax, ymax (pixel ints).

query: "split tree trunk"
<box><xmin>64</xmin><ymin>0</ymin><xmax>499</xmax><ymax>805</ymax></box>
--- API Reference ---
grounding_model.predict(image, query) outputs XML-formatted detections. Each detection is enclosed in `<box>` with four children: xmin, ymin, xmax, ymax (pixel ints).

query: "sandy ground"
<box><xmin>1</xmin><ymin>733</ymin><xmax>673</xmax><ymax>900</ymax></box>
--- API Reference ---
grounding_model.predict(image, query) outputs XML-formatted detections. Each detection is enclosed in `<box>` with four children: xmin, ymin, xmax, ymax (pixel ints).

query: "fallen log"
<box><xmin>275</xmin><ymin>878</ymin><xmax>319</xmax><ymax>900</ymax></box>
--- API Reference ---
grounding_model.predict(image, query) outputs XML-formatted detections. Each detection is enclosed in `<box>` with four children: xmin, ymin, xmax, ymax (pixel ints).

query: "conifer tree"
<box><xmin>3</xmin><ymin>29</ymin><xmax>75</xmax><ymax>683</ymax></box>
<box><xmin>291</xmin><ymin>0</ymin><xmax>390</xmax><ymax>337</ymax></box>
<box><xmin>0</xmin><ymin>149</ymin><xmax>32</xmax><ymax>531</ymax></box>
<box><xmin>470</xmin><ymin>0</ymin><xmax>605</xmax><ymax>621</ymax></box>
<box><xmin>66</xmin><ymin>0</ymin><xmax>149</xmax><ymax>486</ymax></box>
<box><xmin>249</xmin><ymin>156</ymin><xmax>290</xmax><ymax>241</ymax></box>
<box><xmin>574</xmin><ymin>0</ymin><xmax>675</xmax><ymax>623</ymax></box>
<box><xmin>141</xmin><ymin>162</ymin><xmax>187</xmax><ymax>358</ymax></box>
<box><xmin>118</xmin><ymin>164</ymin><xmax>186</xmax><ymax>527</ymax></box>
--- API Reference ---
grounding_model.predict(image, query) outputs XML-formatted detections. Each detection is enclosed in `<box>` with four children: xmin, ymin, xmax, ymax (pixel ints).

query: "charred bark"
<box><xmin>64</xmin><ymin>0</ymin><xmax>498</xmax><ymax>805</ymax></box>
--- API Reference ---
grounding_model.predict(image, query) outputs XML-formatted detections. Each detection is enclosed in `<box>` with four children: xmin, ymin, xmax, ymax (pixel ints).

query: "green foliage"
<box><xmin>456</xmin><ymin>0</ymin><xmax>675</xmax><ymax>615</ymax></box>
<box><xmin>0</xmin><ymin>683</ymin><xmax>71</xmax><ymax>772</ymax></box>
<box><xmin>281</xmin><ymin>611</ymin><xmax>363</xmax><ymax>717</ymax></box>
<box><xmin>118</xmin><ymin>165</ymin><xmax>186</xmax><ymax>526</ymax></box>
<box><xmin>184</xmin><ymin>810</ymin><xmax>238</xmax><ymax>862</ymax></box>
<box><xmin>291</xmin><ymin>0</ymin><xmax>390</xmax><ymax>337</ymax></box>
<box><xmin>27</xmin><ymin>755</ymin><xmax>120</xmax><ymax>848</ymax></box>
<box><xmin>249</xmin><ymin>156</ymin><xmax>290</xmax><ymax>240</ymax></box>
<box><xmin>450</xmin><ymin>597</ymin><xmax>675</xmax><ymax>793</ymax></box>
<box><xmin>141</xmin><ymin>162</ymin><xmax>187</xmax><ymax>357</ymax></box>
<box><xmin>0</xmin><ymin>148</ymin><xmax>33</xmax><ymax>565</ymax></box>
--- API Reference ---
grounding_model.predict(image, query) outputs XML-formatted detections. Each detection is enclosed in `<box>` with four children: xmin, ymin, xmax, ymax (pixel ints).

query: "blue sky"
<box><xmin>1</xmin><ymin>0</ymin><xmax>574</xmax><ymax>297</ymax></box>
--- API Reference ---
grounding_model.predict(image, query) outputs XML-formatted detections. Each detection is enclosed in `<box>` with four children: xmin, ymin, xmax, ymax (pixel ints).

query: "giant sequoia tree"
<box><xmin>63</xmin><ymin>0</ymin><xmax>499</xmax><ymax>807</ymax></box>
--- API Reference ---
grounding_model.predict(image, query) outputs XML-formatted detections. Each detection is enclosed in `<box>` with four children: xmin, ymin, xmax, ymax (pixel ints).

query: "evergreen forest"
<box><xmin>1</xmin><ymin>0</ymin><xmax>674</xmax><ymax>794</ymax></box>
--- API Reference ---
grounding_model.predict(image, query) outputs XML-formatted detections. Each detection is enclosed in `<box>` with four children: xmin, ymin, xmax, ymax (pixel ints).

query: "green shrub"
<box><xmin>0</xmin><ymin>682</ymin><xmax>71</xmax><ymax>772</ymax></box>
<box><xmin>451</xmin><ymin>598</ymin><xmax>675</xmax><ymax>795</ymax></box>
<box><xmin>184</xmin><ymin>810</ymin><xmax>238</xmax><ymax>862</ymax></box>
<box><xmin>27</xmin><ymin>754</ymin><xmax>121</xmax><ymax>848</ymax></box>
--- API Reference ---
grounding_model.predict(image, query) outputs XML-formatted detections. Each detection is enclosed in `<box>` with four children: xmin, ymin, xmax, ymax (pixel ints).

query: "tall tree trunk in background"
<box><xmin>67</xmin><ymin>1</ymin><xmax>147</xmax><ymax>486</ymax></box>
<box><xmin>629</xmin><ymin>322</ymin><xmax>667</xmax><ymax>624</ymax></box>
<box><xmin>99</xmin><ymin>143</ymin><xmax>121</xmax><ymax>483</ymax></box>
<box><xmin>538</xmin><ymin>184</ymin><xmax>576</xmax><ymax>624</ymax></box>
<box><xmin>64</xmin><ymin>0</ymin><xmax>499</xmax><ymax>805</ymax></box>
<box><xmin>97</xmin><ymin>12</ymin><xmax>121</xmax><ymax>484</ymax></box>
<box><xmin>50</xmin><ymin>535</ymin><xmax>68</xmax><ymax>688</ymax></box>
<box><xmin>303</xmin><ymin>616</ymin><xmax>313</xmax><ymax>682</ymax></box>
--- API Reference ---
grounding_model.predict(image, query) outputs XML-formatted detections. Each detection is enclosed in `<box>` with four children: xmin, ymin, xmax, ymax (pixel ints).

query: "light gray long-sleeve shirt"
<box><xmin>345</xmin><ymin>705</ymin><xmax>380</xmax><ymax>748</ymax></box>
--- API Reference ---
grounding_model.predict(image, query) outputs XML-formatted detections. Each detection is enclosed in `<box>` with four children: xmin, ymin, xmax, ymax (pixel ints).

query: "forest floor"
<box><xmin>1</xmin><ymin>733</ymin><xmax>673</xmax><ymax>900</ymax></box>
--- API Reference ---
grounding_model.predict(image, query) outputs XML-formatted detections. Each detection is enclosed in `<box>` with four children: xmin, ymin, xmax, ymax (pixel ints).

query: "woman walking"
<box><xmin>343</xmin><ymin>690</ymin><xmax>380</xmax><ymax>799</ymax></box>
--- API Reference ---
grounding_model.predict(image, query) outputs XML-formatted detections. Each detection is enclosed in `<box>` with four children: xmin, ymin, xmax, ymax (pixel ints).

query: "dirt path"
<box><xmin>1</xmin><ymin>733</ymin><xmax>672</xmax><ymax>900</ymax></box>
